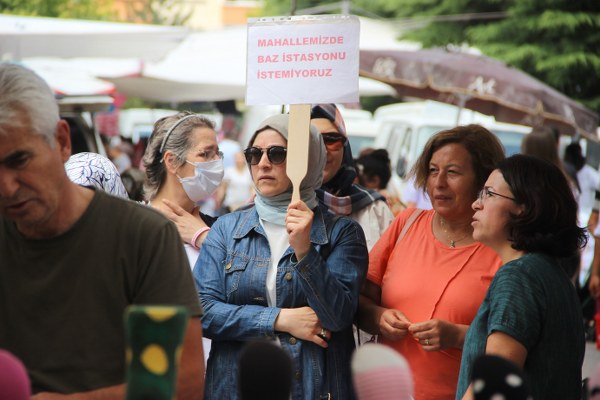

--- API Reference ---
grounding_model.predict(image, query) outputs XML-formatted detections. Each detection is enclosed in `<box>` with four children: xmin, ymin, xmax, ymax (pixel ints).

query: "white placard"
<box><xmin>246</xmin><ymin>15</ymin><xmax>360</xmax><ymax>105</ymax></box>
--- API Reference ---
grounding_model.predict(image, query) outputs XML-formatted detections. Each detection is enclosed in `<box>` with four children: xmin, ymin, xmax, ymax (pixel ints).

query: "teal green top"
<box><xmin>456</xmin><ymin>253</ymin><xmax>584</xmax><ymax>400</ymax></box>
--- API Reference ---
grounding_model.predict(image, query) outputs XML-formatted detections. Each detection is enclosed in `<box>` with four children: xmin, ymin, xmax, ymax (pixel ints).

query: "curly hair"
<box><xmin>411</xmin><ymin>124</ymin><xmax>505</xmax><ymax>195</ymax></box>
<box><xmin>142</xmin><ymin>111</ymin><xmax>216</xmax><ymax>200</ymax></box>
<box><xmin>499</xmin><ymin>154</ymin><xmax>587</xmax><ymax>258</ymax></box>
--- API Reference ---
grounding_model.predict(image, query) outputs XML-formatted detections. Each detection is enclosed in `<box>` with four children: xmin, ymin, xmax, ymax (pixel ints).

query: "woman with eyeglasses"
<box><xmin>358</xmin><ymin>125</ymin><xmax>505</xmax><ymax>399</ymax></box>
<box><xmin>143</xmin><ymin>111</ymin><xmax>224</xmax><ymax>253</ymax></box>
<box><xmin>194</xmin><ymin>113</ymin><xmax>368</xmax><ymax>399</ymax></box>
<box><xmin>457</xmin><ymin>154</ymin><xmax>586</xmax><ymax>400</ymax></box>
<box><xmin>142</xmin><ymin>112</ymin><xmax>224</xmax><ymax>366</ymax></box>
<box><xmin>310</xmin><ymin>104</ymin><xmax>394</xmax><ymax>252</ymax></box>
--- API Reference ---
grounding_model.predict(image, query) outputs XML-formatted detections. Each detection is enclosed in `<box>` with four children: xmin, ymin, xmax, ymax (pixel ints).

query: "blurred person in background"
<box><xmin>215</xmin><ymin>150</ymin><xmax>254</xmax><ymax>213</ymax></box>
<box><xmin>564</xmin><ymin>142</ymin><xmax>599</xmax><ymax>230</ymax></box>
<box><xmin>521</xmin><ymin>128</ymin><xmax>581</xmax><ymax>283</ymax></box>
<box><xmin>218</xmin><ymin>116</ymin><xmax>242</xmax><ymax>170</ymax></box>
<box><xmin>311</xmin><ymin>104</ymin><xmax>393</xmax><ymax>252</ymax></box>
<box><xmin>457</xmin><ymin>154</ymin><xmax>586</xmax><ymax>400</ymax></box>
<box><xmin>358</xmin><ymin>125</ymin><xmax>505</xmax><ymax>399</ymax></box>
<box><xmin>355</xmin><ymin>148</ymin><xmax>403</xmax><ymax>215</ymax></box>
<box><xmin>356</xmin><ymin>148</ymin><xmax>392</xmax><ymax>193</ymax></box>
<box><xmin>107</xmin><ymin>136</ymin><xmax>134</xmax><ymax>175</ymax></box>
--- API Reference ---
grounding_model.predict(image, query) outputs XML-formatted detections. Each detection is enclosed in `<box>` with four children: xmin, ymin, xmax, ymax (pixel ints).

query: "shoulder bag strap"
<box><xmin>396</xmin><ymin>208</ymin><xmax>424</xmax><ymax>245</ymax></box>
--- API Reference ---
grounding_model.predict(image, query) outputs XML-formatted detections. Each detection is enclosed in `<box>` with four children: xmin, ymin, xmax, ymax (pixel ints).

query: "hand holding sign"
<box><xmin>287</xmin><ymin>104</ymin><xmax>311</xmax><ymax>202</ymax></box>
<box><xmin>246</xmin><ymin>15</ymin><xmax>359</xmax><ymax>204</ymax></box>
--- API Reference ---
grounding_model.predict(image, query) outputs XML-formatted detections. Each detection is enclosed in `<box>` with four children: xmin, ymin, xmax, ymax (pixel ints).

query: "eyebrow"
<box><xmin>0</xmin><ymin>150</ymin><xmax>32</xmax><ymax>166</ymax></box>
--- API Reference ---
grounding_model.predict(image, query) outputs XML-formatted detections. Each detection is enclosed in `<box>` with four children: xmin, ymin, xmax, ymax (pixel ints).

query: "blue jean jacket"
<box><xmin>194</xmin><ymin>205</ymin><xmax>368</xmax><ymax>400</ymax></box>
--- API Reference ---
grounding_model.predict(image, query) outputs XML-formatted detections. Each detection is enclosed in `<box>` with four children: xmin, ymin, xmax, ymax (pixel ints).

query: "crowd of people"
<box><xmin>0</xmin><ymin>62</ymin><xmax>597</xmax><ymax>400</ymax></box>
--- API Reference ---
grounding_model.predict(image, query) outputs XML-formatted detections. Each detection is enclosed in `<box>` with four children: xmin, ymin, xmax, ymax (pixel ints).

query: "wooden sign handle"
<box><xmin>286</xmin><ymin>104</ymin><xmax>311</xmax><ymax>203</ymax></box>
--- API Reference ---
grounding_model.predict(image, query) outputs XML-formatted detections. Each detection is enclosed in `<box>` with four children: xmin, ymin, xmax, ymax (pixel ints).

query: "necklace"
<box><xmin>439</xmin><ymin>216</ymin><xmax>471</xmax><ymax>248</ymax></box>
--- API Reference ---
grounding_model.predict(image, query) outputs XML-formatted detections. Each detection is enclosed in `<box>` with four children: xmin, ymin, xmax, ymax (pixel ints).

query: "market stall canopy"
<box><xmin>105</xmin><ymin>17</ymin><xmax>413</xmax><ymax>102</ymax></box>
<box><xmin>20</xmin><ymin>57</ymin><xmax>141</xmax><ymax>96</ymax></box>
<box><xmin>360</xmin><ymin>47</ymin><xmax>599</xmax><ymax>139</ymax></box>
<box><xmin>0</xmin><ymin>14</ymin><xmax>188</xmax><ymax>62</ymax></box>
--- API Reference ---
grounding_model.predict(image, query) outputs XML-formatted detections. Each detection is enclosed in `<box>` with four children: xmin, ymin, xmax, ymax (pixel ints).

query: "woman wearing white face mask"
<box><xmin>143</xmin><ymin>111</ymin><xmax>225</xmax><ymax>257</ymax></box>
<box><xmin>143</xmin><ymin>112</ymin><xmax>224</xmax><ymax>366</ymax></box>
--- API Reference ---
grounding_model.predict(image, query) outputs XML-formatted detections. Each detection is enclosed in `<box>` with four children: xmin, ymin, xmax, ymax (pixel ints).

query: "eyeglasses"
<box><xmin>321</xmin><ymin>133</ymin><xmax>347</xmax><ymax>150</ymax></box>
<box><xmin>198</xmin><ymin>149</ymin><xmax>224</xmax><ymax>160</ymax></box>
<box><xmin>477</xmin><ymin>187</ymin><xmax>516</xmax><ymax>204</ymax></box>
<box><xmin>244</xmin><ymin>146</ymin><xmax>287</xmax><ymax>165</ymax></box>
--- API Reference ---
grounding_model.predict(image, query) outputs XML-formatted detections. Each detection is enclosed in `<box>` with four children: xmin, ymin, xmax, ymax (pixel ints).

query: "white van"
<box><xmin>372</xmin><ymin>100</ymin><xmax>531</xmax><ymax>199</ymax></box>
<box><xmin>338</xmin><ymin>106</ymin><xmax>379</xmax><ymax>156</ymax></box>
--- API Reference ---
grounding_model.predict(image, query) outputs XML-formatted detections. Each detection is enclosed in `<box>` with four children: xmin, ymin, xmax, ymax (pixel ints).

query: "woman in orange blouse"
<box><xmin>358</xmin><ymin>125</ymin><xmax>505</xmax><ymax>400</ymax></box>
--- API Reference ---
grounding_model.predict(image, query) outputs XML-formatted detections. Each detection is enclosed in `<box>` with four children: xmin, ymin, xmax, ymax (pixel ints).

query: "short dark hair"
<box><xmin>412</xmin><ymin>124</ymin><xmax>505</xmax><ymax>194</ymax></box>
<box><xmin>356</xmin><ymin>149</ymin><xmax>391</xmax><ymax>189</ymax></box>
<box><xmin>499</xmin><ymin>154</ymin><xmax>587</xmax><ymax>259</ymax></box>
<box><xmin>564</xmin><ymin>142</ymin><xmax>586</xmax><ymax>171</ymax></box>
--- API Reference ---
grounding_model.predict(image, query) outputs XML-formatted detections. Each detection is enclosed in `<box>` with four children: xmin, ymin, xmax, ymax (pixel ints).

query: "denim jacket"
<box><xmin>194</xmin><ymin>204</ymin><xmax>368</xmax><ymax>400</ymax></box>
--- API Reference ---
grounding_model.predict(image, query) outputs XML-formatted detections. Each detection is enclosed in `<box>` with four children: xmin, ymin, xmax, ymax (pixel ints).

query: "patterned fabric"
<box><xmin>65</xmin><ymin>152</ymin><xmax>128</xmax><ymax>198</ymax></box>
<box><xmin>311</xmin><ymin>104</ymin><xmax>386</xmax><ymax>216</ymax></box>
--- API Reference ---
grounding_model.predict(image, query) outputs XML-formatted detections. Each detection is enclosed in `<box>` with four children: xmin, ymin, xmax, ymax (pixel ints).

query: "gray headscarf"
<box><xmin>65</xmin><ymin>152</ymin><xmax>129</xmax><ymax>199</ymax></box>
<box><xmin>247</xmin><ymin>113</ymin><xmax>326</xmax><ymax>225</ymax></box>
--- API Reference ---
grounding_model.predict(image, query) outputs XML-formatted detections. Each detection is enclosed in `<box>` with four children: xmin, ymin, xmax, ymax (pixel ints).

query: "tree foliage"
<box><xmin>123</xmin><ymin>0</ymin><xmax>192</xmax><ymax>26</ymax></box>
<box><xmin>0</xmin><ymin>0</ymin><xmax>115</xmax><ymax>20</ymax></box>
<box><xmin>263</xmin><ymin>0</ymin><xmax>599</xmax><ymax>114</ymax></box>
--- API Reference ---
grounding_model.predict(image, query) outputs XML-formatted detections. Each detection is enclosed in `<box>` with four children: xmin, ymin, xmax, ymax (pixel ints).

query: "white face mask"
<box><xmin>177</xmin><ymin>158</ymin><xmax>224</xmax><ymax>203</ymax></box>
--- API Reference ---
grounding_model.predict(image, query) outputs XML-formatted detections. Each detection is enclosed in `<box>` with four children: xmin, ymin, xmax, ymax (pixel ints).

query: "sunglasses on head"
<box><xmin>244</xmin><ymin>146</ymin><xmax>287</xmax><ymax>165</ymax></box>
<box><xmin>321</xmin><ymin>132</ymin><xmax>347</xmax><ymax>150</ymax></box>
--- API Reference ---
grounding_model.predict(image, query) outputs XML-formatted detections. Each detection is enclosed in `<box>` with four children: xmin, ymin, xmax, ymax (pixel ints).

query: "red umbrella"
<box><xmin>360</xmin><ymin>48</ymin><xmax>599</xmax><ymax>140</ymax></box>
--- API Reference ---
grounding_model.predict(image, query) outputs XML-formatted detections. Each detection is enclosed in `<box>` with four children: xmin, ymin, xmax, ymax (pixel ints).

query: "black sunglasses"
<box><xmin>244</xmin><ymin>146</ymin><xmax>287</xmax><ymax>165</ymax></box>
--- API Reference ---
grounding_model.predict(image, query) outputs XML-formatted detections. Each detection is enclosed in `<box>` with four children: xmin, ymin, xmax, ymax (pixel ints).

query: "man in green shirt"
<box><xmin>0</xmin><ymin>63</ymin><xmax>205</xmax><ymax>399</ymax></box>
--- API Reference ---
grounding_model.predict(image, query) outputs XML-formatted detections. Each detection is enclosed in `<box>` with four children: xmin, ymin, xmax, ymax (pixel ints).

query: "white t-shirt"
<box><xmin>260</xmin><ymin>220</ymin><xmax>290</xmax><ymax>308</ymax></box>
<box><xmin>577</xmin><ymin>164</ymin><xmax>600</xmax><ymax>224</ymax></box>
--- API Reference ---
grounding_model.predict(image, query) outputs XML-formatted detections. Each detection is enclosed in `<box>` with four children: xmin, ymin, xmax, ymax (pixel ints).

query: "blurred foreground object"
<box><xmin>0</xmin><ymin>350</ymin><xmax>30</xmax><ymax>400</ymax></box>
<box><xmin>351</xmin><ymin>343</ymin><xmax>413</xmax><ymax>400</ymax></box>
<box><xmin>238</xmin><ymin>340</ymin><xmax>293</xmax><ymax>400</ymax></box>
<box><xmin>125</xmin><ymin>305</ymin><xmax>189</xmax><ymax>400</ymax></box>
<box><xmin>471</xmin><ymin>354</ymin><xmax>532</xmax><ymax>400</ymax></box>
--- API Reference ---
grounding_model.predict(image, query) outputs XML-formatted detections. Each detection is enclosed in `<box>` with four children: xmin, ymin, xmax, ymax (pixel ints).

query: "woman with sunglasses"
<box><xmin>358</xmin><ymin>125</ymin><xmax>505</xmax><ymax>399</ymax></box>
<box><xmin>195</xmin><ymin>113</ymin><xmax>368</xmax><ymax>400</ymax></box>
<box><xmin>310</xmin><ymin>104</ymin><xmax>394</xmax><ymax>252</ymax></box>
<box><xmin>457</xmin><ymin>154</ymin><xmax>586</xmax><ymax>400</ymax></box>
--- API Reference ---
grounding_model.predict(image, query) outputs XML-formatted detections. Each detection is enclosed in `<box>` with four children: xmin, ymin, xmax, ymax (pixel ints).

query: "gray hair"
<box><xmin>142</xmin><ymin>111</ymin><xmax>216</xmax><ymax>200</ymax></box>
<box><xmin>0</xmin><ymin>63</ymin><xmax>59</xmax><ymax>146</ymax></box>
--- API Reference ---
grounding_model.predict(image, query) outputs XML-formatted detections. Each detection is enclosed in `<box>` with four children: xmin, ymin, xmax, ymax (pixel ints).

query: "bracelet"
<box><xmin>191</xmin><ymin>227</ymin><xmax>211</xmax><ymax>250</ymax></box>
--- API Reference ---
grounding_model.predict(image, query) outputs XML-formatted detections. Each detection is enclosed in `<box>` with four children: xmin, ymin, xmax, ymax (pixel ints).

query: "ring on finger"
<box><xmin>424</xmin><ymin>338</ymin><xmax>430</xmax><ymax>346</ymax></box>
<box><xmin>318</xmin><ymin>328</ymin><xmax>328</xmax><ymax>340</ymax></box>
